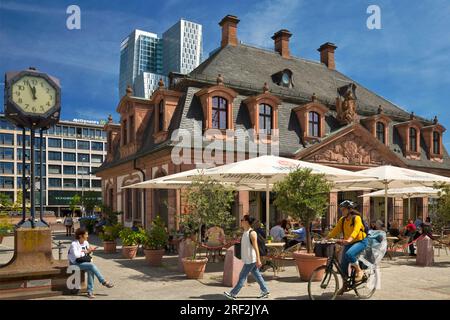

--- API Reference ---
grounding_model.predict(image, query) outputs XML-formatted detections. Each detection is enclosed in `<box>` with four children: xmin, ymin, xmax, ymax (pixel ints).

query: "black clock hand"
<box><xmin>28</xmin><ymin>82</ymin><xmax>37</xmax><ymax>100</ymax></box>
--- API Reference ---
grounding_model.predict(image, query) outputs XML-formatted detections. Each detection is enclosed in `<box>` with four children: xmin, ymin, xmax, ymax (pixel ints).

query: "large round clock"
<box><xmin>4</xmin><ymin>67</ymin><xmax>61</xmax><ymax>129</ymax></box>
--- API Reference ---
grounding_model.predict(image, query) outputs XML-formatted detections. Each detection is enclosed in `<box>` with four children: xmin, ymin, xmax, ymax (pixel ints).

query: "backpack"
<box><xmin>250</xmin><ymin>230</ymin><xmax>267</xmax><ymax>257</ymax></box>
<box><xmin>341</xmin><ymin>213</ymin><xmax>369</xmax><ymax>238</ymax></box>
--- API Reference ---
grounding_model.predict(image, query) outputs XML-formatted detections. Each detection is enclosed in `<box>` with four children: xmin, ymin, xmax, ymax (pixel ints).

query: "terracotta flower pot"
<box><xmin>122</xmin><ymin>245</ymin><xmax>139</xmax><ymax>259</ymax></box>
<box><xmin>182</xmin><ymin>257</ymin><xmax>208</xmax><ymax>279</ymax></box>
<box><xmin>144</xmin><ymin>249</ymin><xmax>165</xmax><ymax>267</ymax></box>
<box><xmin>103</xmin><ymin>241</ymin><xmax>117</xmax><ymax>254</ymax></box>
<box><xmin>293</xmin><ymin>252</ymin><xmax>328</xmax><ymax>281</ymax></box>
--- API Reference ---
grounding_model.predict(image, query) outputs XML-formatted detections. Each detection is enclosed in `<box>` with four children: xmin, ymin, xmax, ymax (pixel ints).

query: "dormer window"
<box><xmin>394</xmin><ymin>117</ymin><xmax>422</xmax><ymax>160</ymax></box>
<box><xmin>195</xmin><ymin>78</ymin><xmax>237</xmax><ymax>133</ymax></box>
<box><xmin>244</xmin><ymin>84</ymin><xmax>281</xmax><ymax>139</ymax></box>
<box><xmin>433</xmin><ymin>131</ymin><xmax>440</xmax><ymax>154</ymax></box>
<box><xmin>212</xmin><ymin>96</ymin><xmax>228</xmax><ymax>129</ymax></box>
<box><xmin>122</xmin><ymin>119</ymin><xmax>128</xmax><ymax>145</ymax></box>
<box><xmin>293</xmin><ymin>98</ymin><xmax>328</xmax><ymax>141</ymax></box>
<box><xmin>409</xmin><ymin>127</ymin><xmax>418</xmax><ymax>152</ymax></box>
<box><xmin>376</xmin><ymin>122</ymin><xmax>385</xmax><ymax>144</ymax></box>
<box><xmin>259</xmin><ymin>103</ymin><xmax>273</xmax><ymax>135</ymax></box>
<box><xmin>272</xmin><ymin>69</ymin><xmax>293</xmax><ymax>88</ymax></box>
<box><xmin>308</xmin><ymin>111</ymin><xmax>320</xmax><ymax>137</ymax></box>
<box><xmin>158</xmin><ymin>100</ymin><xmax>165</xmax><ymax>132</ymax></box>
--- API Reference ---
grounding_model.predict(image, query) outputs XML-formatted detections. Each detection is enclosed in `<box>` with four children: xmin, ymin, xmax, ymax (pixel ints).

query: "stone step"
<box><xmin>0</xmin><ymin>287</ymin><xmax>64</xmax><ymax>300</ymax></box>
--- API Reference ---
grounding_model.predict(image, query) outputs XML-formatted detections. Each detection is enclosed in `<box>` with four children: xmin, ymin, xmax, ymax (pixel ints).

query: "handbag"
<box><xmin>233</xmin><ymin>242</ymin><xmax>241</xmax><ymax>260</ymax></box>
<box><xmin>76</xmin><ymin>253</ymin><xmax>92</xmax><ymax>263</ymax></box>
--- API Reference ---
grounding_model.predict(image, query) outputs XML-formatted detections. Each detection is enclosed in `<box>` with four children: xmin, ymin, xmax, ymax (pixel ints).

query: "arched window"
<box><xmin>376</xmin><ymin>122</ymin><xmax>385</xmax><ymax>144</ymax></box>
<box><xmin>409</xmin><ymin>127</ymin><xmax>417</xmax><ymax>152</ymax></box>
<box><xmin>212</xmin><ymin>96</ymin><xmax>228</xmax><ymax>129</ymax></box>
<box><xmin>158</xmin><ymin>100</ymin><xmax>164</xmax><ymax>132</ymax></box>
<box><xmin>259</xmin><ymin>104</ymin><xmax>273</xmax><ymax>134</ymax></box>
<box><xmin>433</xmin><ymin>131</ymin><xmax>440</xmax><ymax>154</ymax></box>
<box><xmin>308</xmin><ymin>111</ymin><xmax>320</xmax><ymax>137</ymax></box>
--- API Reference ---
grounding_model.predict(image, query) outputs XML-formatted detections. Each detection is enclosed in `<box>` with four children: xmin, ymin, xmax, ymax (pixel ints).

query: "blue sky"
<box><xmin>1</xmin><ymin>0</ymin><xmax>449</xmax><ymax>149</ymax></box>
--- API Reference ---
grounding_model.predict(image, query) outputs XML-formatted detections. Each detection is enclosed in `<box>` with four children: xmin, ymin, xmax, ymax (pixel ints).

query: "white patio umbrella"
<box><xmin>166</xmin><ymin>155</ymin><xmax>373</xmax><ymax>235</ymax></box>
<box><xmin>336</xmin><ymin>165</ymin><xmax>450</xmax><ymax>226</ymax></box>
<box><xmin>360</xmin><ymin>186</ymin><xmax>441</xmax><ymax>220</ymax></box>
<box><xmin>122</xmin><ymin>168</ymin><xmax>271</xmax><ymax>191</ymax></box>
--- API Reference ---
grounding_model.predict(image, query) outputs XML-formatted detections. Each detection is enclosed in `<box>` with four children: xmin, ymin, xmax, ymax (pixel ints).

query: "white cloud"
<box><xmin>239</xmin><ymin>0</ymin><xmax>303</xmax><ymax>48</ymax></box>
<box><xmin>0</xmin><ymin>1</ymin><xmax>62</xmax><ymax>15</ymax></box>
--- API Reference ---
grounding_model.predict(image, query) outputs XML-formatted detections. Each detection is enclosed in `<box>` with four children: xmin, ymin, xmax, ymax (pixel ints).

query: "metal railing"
<box><xmin>0</xmin><ymin>240</ymin><xmax>66</xmax><ymax>260</ymax></box>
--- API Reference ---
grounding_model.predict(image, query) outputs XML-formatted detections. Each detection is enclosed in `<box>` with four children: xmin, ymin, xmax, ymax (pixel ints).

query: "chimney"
<box><xmin>318</xmin><ymin>42</ymin><xmax>337</xmax><ymax>70</ymax></box>
<box><xmin>219</xmin><ymin>15</ymin><xmax>240</xmax><ymax>48</ymax></box>
<box><xmin>272</xmin><ymin>30</ymin><xmax>292</xmax><ymax>59</ymax></box>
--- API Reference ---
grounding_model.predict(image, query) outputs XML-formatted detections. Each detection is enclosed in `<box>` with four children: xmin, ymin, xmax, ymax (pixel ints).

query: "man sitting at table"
<box><xmin>285</xmin><ymin>223</ymin><xmax>306</xmax><ymax>249</ymax></box>
<box><xmin>270</xmin><ymin>221</ymin><xmax>285</xmax><ymax>242</ymax></box>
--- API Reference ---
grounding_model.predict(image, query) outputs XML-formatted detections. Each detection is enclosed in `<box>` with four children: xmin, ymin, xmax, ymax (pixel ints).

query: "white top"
<box><xmin>241</xmin><ymin>229</ymin><xmax>257</xmax><ymax>264</ymax></box>
<box><xmin>68</xmin><ymin>240</ymin><xmax>90</xmax><ymax>264</ymax></box>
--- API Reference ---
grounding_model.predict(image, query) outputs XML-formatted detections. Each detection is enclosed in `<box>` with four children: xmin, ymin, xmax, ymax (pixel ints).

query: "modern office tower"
<box><xmin>163</xmin><ymin>19</ymin><xmax>203</xmax><ymax>75</ymax></box>
<box><xmin>0</xmin><ymin>115</ymin><xmax>107</xmax><ymax>216</ymax></box>
<box><xmin>118</xmin><ymin>20</ymin><xmax>203</xmax><ymax>99</ymax></box>
<box><xmin>133</xmin><ymin>73</ymin><xmax>169</xmax><ymax>99</ymax></box>
<box><xmin>118</xmin><ymin>29</ymin><xmax>163</xmax><ymax>98</ymax></box>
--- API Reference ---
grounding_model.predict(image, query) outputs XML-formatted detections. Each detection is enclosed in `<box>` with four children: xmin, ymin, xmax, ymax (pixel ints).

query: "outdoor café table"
<box><xmin>386</xmin><ymin>236</ymin><xmax>400</xmax><ymax>259</ymax></box>
<box><xmin>265</xmin><ymin>242</ymin><xmax>285</xmax><ymax>276</ymax></box>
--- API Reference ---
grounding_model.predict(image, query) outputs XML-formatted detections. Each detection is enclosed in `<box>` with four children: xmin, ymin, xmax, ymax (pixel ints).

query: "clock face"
<box><xmin>11</xmin><ymin>75</ymin><xmax>56</xmax><ymax>115</ymax></box>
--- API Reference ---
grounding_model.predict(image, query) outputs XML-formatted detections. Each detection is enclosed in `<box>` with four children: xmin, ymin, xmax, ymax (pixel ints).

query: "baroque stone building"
<box><xmin>95</xmin><ymin>15</ymin><xmax>450</xmax><ymax>231</ymax></box>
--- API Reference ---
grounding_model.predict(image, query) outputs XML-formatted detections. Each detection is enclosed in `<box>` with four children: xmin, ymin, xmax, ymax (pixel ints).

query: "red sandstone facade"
<box><xmin>96</xmin><ymin>15</ymin><xmax>450</xmax><ymax>231</ymax></box>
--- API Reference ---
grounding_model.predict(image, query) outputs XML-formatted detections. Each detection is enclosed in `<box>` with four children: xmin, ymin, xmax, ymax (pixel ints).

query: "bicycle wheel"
<box><xmin>354</xmin><ymin>266</ymin><xmax>378</xmax><ymax>299</ymax></box>
<box><xmin>308</xmin><ymin>266</ymin><xmax>339</xmax><ymax>300</ymax></box>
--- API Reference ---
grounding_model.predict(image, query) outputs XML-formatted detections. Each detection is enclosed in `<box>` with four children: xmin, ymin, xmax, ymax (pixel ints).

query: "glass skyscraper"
<box><xmin>118</xmin><ymin>20</ymin><xmax>202</xmax><ymax>99</ymax></box>
<box><xmin>163</xmin><ymin>19</ymin><xmax>203</xmax><ymax>75</ymax></box>
<box><xmin>119</xmin><ymin>30</ymin><xmax>163</xmax><ymax>98</ymax></box>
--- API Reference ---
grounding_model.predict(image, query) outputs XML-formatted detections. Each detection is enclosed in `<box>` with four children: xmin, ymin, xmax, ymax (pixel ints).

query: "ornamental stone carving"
<box><xmin>336</xmin><ymin>83</ymin><xmax>358</xmax><ymax>125</ymax></box>
<box><xmin>305</xmin><ymin>132</ymin><xmax>387</xmax><ymax>165</ymax></box>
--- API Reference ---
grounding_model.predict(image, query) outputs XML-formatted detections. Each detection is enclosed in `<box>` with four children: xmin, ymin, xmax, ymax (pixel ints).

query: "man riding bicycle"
<box><xmin>326</xmin><ymin>200</ymin><xmax>368</xmax><ymax>285</ymax></box>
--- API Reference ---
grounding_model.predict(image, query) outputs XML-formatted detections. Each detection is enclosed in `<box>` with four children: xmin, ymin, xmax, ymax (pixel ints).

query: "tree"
<box><xmin>181</xmin><ymin>175</ymin><xmax>235</xmax><ymax>259</ymax></box>
<box><xmin>12</xmin><ymin>190</ymin><xmax>30</xmax><ymax>213</ymax></box>
<box><xmin>273</xmin><ymin>168</ymin><xmax>333</xmax><ymax>253</ymax></box>
<box><xmin>0</xmin><ymin>193</ymin><xmax>13</xmax><ymax>211</ymax></box>
<box><xmin>430</xmin><ymin>183</ymin><xmax>450</xmax><ymax>235</ymax></box>
<box><xmin>82</xmin><ymin>191</ymin><xmax>102</xmax><ymax>215</ymax></box>
<box><xmin>70</xmin><ymin>194</ymin><xmax>81</xmax><ymax>216</ymax></box>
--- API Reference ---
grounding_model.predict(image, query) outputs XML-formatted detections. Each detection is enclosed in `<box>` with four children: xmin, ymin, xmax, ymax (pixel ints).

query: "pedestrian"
<box><xmin>404</xmin><ymin>219</ymin><xmax>419</xmax><ymax>256</ymax></box>
<box><xmin>224</xmin><ymin>215</ymin><xmax>270</xmax><ymax>300</ymax></box>
<box><xmin>64</xmin><ymin>213</ymin><xmax>74</xmax><ymax>237</ymax></box>
<box><xmin>68</xmin><ymin>228</ymin><xmax>114</xmax><ymax>298</ymax></box>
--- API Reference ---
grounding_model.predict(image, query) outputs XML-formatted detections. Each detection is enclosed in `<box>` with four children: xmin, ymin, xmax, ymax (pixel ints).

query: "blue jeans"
<box><xmin>230</xmin><ymin>263</ymin><xmax>269</xmax><ymax>296</ymax></box>
<box><xmin>341</xmin><ymin>238</ymin><xmax>368</xmax><ymax>277</ymax></box>
<box><xmin>74</xmin><ymin>262</ymin><xmax>105</xmax><ymax>294</ymax></box>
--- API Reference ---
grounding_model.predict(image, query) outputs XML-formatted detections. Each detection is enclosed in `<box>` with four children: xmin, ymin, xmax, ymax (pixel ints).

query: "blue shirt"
<box><xmin>270</xmin><ymin>225</ymin><xmax>285</xmax><ymax>242</ymax></box>
<box><xmin>291</xmin><ymin>227</ymin><xmax>306</xmax><ymax>242</ymax></box>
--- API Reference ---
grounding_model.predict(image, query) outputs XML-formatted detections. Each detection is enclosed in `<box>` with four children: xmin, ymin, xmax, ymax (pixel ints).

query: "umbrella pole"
<box><xmin>384</xmin><ymin>183</ymin><xmax>388</xmax><ymax>230</ymax></box>
<box><xmin>408</xmin><ymin>196</ymin><xmax>411</xmax><ymax>220</ymax></box>
<box><xmin>266</xmin><ymin>178</ymin><xmax>270</xmax><ymax>237</ymax></box>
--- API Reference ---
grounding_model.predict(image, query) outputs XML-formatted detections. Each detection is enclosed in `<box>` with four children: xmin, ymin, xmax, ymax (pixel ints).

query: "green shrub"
<box><xmin>119</xmin><ymin>227</ymin><xmax>146</xmax><ymax>246</ymax></box>
<box><xmin>99</xmin><ymin>224</ymin><xmax>123</xmax><ymax>242</ymax></box>
<box><xmin>143</xmin><ymin>216</ymin><xmax>169</xmax><ymax>250</ymax></box>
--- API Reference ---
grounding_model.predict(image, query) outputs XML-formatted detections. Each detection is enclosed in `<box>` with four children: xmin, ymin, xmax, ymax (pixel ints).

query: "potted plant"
<box><xmin>142</xmin><ymin>216</ymin><xmax>169</xmax><ymax>266</ymax></box>
<box><xmin>273</xmin><ymin>168</ymin><xmax>333</xmax><ymax>281</ymax></box>
<box><xmin>181</xmin><ymin>175</ymin><xmax>235</xmax><ymax>279</ymax></box>
<box><xmin>99</xmin><ymin>224</ymin><xmax>123</xmax><ymax>253</ymax></box>
<box><xmin>267</xmin><ymin>235</ymin><xmax>273</xmax><ymax>244</ymax></box>
<box><xmin>119</xmin><ymin>227</ymin><xmax>145</xmax><ymax>259</ymax></box>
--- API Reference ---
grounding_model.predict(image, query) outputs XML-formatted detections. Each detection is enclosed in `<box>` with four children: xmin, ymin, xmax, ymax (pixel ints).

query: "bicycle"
<box><xmin>308</xmin><ymin>240</ymin><xmax>378</xmax><ymax>300</ymax></box>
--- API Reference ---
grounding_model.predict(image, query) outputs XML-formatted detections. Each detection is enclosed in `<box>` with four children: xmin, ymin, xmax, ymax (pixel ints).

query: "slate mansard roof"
<box><xmin>98</xmin><ymin>43</ymin><xmax>450</xmax><ymax>172</ymax></box>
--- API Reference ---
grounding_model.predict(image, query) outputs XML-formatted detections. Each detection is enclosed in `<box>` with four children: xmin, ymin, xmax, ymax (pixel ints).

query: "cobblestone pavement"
<box><xmin>1</xmin><ymin>233</ymin><xmax>449</xmax><ymax>300</ymax></box>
